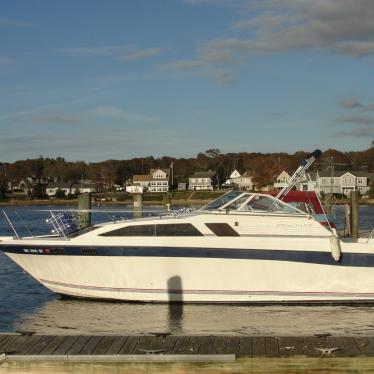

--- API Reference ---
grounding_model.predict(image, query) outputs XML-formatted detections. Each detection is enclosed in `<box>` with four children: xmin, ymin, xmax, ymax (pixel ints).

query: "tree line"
<box><xmin>1</xmin><ymin>147</ymin><xmax>374</xmax><ymax>196</ymax></box>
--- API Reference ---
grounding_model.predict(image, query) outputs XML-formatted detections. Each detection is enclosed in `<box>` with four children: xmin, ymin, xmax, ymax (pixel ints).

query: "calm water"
<box><xmin>1</xmin><ymin>205</ymin><xmax>374</xmax><ymax>335</ymax></box>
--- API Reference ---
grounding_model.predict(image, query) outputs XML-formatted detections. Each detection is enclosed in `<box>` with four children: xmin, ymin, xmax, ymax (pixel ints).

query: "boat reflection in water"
<box><xmin>14</xmin><ymin>296</ymin><xmax>374</xmax><ymax>336</ymax></box>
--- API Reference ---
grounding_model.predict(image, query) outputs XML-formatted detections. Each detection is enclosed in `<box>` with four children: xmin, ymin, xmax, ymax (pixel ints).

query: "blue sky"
<box><xmin>1</xmin><ymin>0</ymin><xmax>374</xmax><ymax>162</ymax></box>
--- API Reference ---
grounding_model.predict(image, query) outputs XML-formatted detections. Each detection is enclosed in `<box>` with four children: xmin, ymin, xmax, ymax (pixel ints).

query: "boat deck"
<box><xmin>1</xmin><ymin>333</ymin><xmax>374</xmax><ymax>361</ymax></box>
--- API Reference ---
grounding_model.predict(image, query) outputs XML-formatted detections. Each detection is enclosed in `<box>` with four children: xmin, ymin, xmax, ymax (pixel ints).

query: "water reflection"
<box><xmin>13</xmin><ymin>296</ymin><xmax>374</xmax><ymax>336</ymax></box>
<box><xmin>168</xmin><ymin>276</ymin><xmax>183</xmax><ymax>333</ymax></box>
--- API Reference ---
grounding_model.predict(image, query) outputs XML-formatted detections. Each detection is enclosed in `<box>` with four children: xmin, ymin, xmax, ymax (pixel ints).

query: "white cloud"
<box><xmin>163</xmin><ymin>0</ymin><xmax>374</xmax><ymax>84</ymax></box>
<box><xmin>57</xmin><ymin>44</ymin><xmax>163</xmax><ymax>61</ymax></box>
<box><xmin>91</xmin><ymin>106</ymin><xmax>159</xmax><ymax>124</ymax></box>
<box><xmin>336</xmin><ymin>115</ymin><xmax>374</xmax><ymax>126</ymax></box>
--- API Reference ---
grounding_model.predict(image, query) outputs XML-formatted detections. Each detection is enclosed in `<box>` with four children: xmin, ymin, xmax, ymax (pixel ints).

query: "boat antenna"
<box><xmin>276</xmin><ymin>149</ymin><xmax>321</xmax><ymax>201</ymax></box>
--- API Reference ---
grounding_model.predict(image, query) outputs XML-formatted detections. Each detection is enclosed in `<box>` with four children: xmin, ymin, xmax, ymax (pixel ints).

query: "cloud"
<box><xmin>164</xmin><ymin>0</ymin><xmax>374</xmax><ymax>84</ymax></box>
<box><xmin>57</xmin><ymin>44</ymin><xmax>163</xmax><ymax>61</ymax></box>
<box><xmin>336</xmin><ymin>115</ymin><xmax>374</xmax><ymax>125</ymax></box>
<box><xmin>184</xmin><ymin>0</ymin><xmax>234</xmax><ymax>4</ymax></box>
<box><xmin>91</xmin><ymin>106</ymin><xmax>159</xmax><ymax>124</ymax></box>
<box><xmin>160</xmin><ymin>60</ymin><xmax>207</xmax><ymax>71</ymax></box>
<box><xmin>0</xmin><ymin>19</ymin><xmax>31</xmax><ymax>27</ymax></box>
<box><xmin>2</xmin><ymin>106</ymin><xmax>159</xmax><ymax>127</ymax></box>
<box><xmin>340</xmin><ymin>98</ymin><xmax>363</xmax><ymax>109</ymax></box>
<box><xmin>339</xmin><ymin>97</ymin><xmax>374</xmax><ymax>111</ymax></box>
<box><xmin>336</xmin><ymin>127</ymin><xmax>374</xmax><ymax>137</ymax></box>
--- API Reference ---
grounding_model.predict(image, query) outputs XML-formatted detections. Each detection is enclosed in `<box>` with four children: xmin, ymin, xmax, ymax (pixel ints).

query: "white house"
<box><xmin>132</xmin><ymin>168</ymin><xmax>170</xmax><ymax>192</ymax></box>
<box><xmin>274</xmin><ymin>171</ymin><xmax>291</xmax><ymax>190</ymax></box>
<box><xmin>274</xmin><ymin>170</ymin><xmax>317</xmax><ymax>192</ymax></box>
<box><xmin>189</xmin><ymin>170</ymin><xmax>216</xmax><ymax>191</ymax></box>
<box><xmin>46</xmin><ymin>182</ymin><xmax>74</xmax><ymax>197</ymax></box>
<box><xmin>223</xmin><ymin>170</ymin><xmax>254</xmax><ymax>190</ymax></box>
<box><xmin>126</xmin><ymin>185</ymin><xmax>144</xmax><ymax>194</ymax></box>
<box><xmin>78</xmin><ymin>182</ymin><xmax>97</xmax><ymax>194</ymax></box>
<box><xmin>316</xmin><ymin>171</ymin><xmax>373</xmax><ymax>195</ymax></box>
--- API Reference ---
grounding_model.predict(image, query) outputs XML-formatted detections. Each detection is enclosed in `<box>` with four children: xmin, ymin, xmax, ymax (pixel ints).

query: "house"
<box><xmin>126</xmin><ymin>185</ymin><xmax>144</xmax><ymax>194</ymax></box>
<box><xmin>274</xmin><ymin>171</ymin><xmax>291</xmax><ymax>190</ymax></box>
<box><xmin>46</xmin><ymin>182</ymin><xmax>74</xmax><ymax>197</ymax></box>
<box><xmin>149</xmin><ymin>168</ymin><xmax>170</xmax><ymax>192</ymax></box>
<box><xmin>316</xmin><ymin>171</ymin><xmax>373</xmax><ymax>195</ymax></box>
<box><xmin>78</xmin><ymin>182</ymin><xmax>97</xmax><ymax>194</ymax></box>
<box><xmin>189</xmin><ymin>170</ymin><xmax>216</xmax><ymax>191</ymax></box>
<box><xmin>132</xmin><ymin>168</ymin><xmax>170</xmax><ymax>192</ymax></box>
<box><xmin>274</xmin><ymin>170</ymin><xmax>317</xmax><ymax>192</ymax></box>
<box><xmin>223</xmin><ymin>170</ymin><xmax>254</xmax><ymax>190</ymax></box>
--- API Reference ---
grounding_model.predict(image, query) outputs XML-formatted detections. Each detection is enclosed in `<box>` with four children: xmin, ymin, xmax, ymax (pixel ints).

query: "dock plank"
<box><xmin>185</xmin><ymin>336</ymin><xmax>202</xmax><ymax>354</ymax></box>
<box><xmin>252</xmin><ymin>336</ymin><xmax>266</xmax><ymax>356</ymax></box>
<box><xmin>355</xmin><ymin>337</ymin><xmax>374</xmax><ymax>356</ymax></box>
<box><xmin>239</xmin><ymin>336</ymin><xmax>253</xmax><ymax>357</ymax></box>
<box><xmin>0</xmin><ymin>335</ymin><xmax>14</xmax><ymax>351</ymax></box>
<box><xmin>66</xmin><ymin>336</ymin><xmax>91</xmax><ymax>355</ymax></box>
<box><xmin>0</xmin><ymin>335</ymin><xmax>29</xmax><ymax>354</ymax></box>
<box><xmin>38</xmin><ymin>336</ymin><xmax>68</xmax><ymax>355</ymax></box>
<box><xmin>265</xmin><ymin>337</ymin><xmax>279</xmax><ymax>357</ymax></box>
<box><xmin>161</xmin><ymin>335</ymin><xmax>179</xmax><ymax>354</ymax></box>
<box><xmin>303</xmin><ymin>336</ymin><xmax>329</xmax><ymax>357</ymax></box>
<box><xmin>105</xmin><ymin>336</ymin><xmax>129</xmax><ymax>354</ymax></box>
<box><xmin>212</xmin><ymin>336</ymin><xmax>227</xmax><ymax>354</ymax></box>
<box><xmin>52</xmin><ymin>336</ymin><xmax>79</xmax><ymax>355</ymax></box>
<box><xmin>339</xmin><ymin>336</ymin><xmax>363</xmax><ymax>357</ymax></box>
<box><xmin>147</xmin><ymin>336</ymin><xmax>165</xmax><ymax>352</ymax></box>
<box><xmin>225</xmin><ymin>336</ymin><xmax>240</xmax><ymax>355</ymax></box>
<box><xmin>91</xmin><ymin>336</ymin><xmax>118</xmax><ymax>355</ymax></box>
<box><xmin>0</xmin><ymin>334</ymin><xmax>374</xmax><ymax>358</ymax></box>
<box><xmin>196</xmin><ymin>336</ymin><xmax>215</xmax><ymax>354</ymax></box>
<box><xmin>173</xmin><ymin>336</ymin><xmax>190</xmax><ymax>354</ymax></box>
<box><xmin>78</xmin><ymin>336</ymin><xmax>103</xmax><ymax>355</ymax></box>
<box><xmin>118</xmin><ymin>336</ymin><xmax>140</xmax><ymax>354</ymax></box>
<box><xmin>134</xmin><ymin>336</ymin><xmax>155</xmax><ymax>354</ymax></box>
<box><xmin>23</xmin><ymin>335</ymin><xmax>55</xmax><ymax>355</ymax></box>
<box><xmin>11</xmin><ymin>335</ymin><xmax>43</xmax><ymax>355</ymax></box>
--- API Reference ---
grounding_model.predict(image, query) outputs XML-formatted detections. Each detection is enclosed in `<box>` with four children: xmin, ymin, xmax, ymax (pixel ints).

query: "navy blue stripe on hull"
<box><xmin>2</xmin><ymin>244</ymin><xmax>374</xmax><ymax>267</ymax></box>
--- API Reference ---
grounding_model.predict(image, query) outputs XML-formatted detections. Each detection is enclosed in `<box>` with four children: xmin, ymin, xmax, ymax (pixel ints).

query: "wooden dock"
<box><xmin>1</xmin><ymin>334</ymin><xmax>374</xmax><ymax>361</ymax></box>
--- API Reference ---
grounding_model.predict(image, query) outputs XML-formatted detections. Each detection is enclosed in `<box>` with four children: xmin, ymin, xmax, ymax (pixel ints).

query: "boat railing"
<box><xmin>1</xmin><ymin>207</ymin><xmax>194</xmax><ymax>240</ymax></box>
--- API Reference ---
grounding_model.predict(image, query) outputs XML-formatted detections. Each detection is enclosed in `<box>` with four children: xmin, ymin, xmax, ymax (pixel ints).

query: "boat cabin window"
<box><xmin>202</xmin><ymin>190</ymin><xmax>243</xmax><ymax>210</ymax></box>
<box><xmin>243</xmin><ymin>195</ymin><xmax>299</xmax><ymax>213</ymax></box>
<box><xmin>100</xmin><ymin>223</ymin><xmax>203</xmax><ymax>236</ymax></box>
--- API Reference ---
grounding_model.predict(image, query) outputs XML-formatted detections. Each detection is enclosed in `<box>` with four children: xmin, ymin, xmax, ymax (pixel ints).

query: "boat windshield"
<box><xmin>202</xmin><ymin>191</ymin><xmax>305</xmax><ymax>214</ymax></box>
<box><xmin>202</xmin><ymin>190</ymin><xmax>243</xmax><ymax>210</ymax></box>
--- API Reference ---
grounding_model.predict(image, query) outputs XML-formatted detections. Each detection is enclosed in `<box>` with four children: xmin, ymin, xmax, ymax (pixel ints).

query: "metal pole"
<box><xmin>2</xmin><ymin>211</ymin><xmax>20</xmax><ymax>239</ymax></box>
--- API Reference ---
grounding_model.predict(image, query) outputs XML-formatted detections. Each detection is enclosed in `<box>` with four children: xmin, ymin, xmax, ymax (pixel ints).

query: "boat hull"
<box><xmin>4</xmin><ymin>243</ymin><xmax>374</xmax><ymax>303</ymax></box>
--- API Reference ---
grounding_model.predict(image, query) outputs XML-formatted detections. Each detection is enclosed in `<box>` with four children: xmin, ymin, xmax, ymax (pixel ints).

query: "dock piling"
<box><xmin>350</xmin><ymin>190</ymin><xmax>359</xmax><ymax>239</ymax></box>
<box><xmin>77</xmin><ymin>193</ymin><xmax>91</xmax><ymax>230</ymax></box>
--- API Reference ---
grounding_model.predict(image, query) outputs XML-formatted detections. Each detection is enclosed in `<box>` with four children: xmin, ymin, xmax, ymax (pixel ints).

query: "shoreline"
<box><xmin>1</xmin><ymin>197</ymin><xmax>374</xmax><ymax>207</ymax></box>
<box><xmin>0</xmin><ymin>199</ymin><xmax>212</xmax><ymax>207</ymax></box>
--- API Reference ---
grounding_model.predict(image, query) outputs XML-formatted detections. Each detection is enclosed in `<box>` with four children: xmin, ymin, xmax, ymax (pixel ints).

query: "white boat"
<box><xmin>1</xmin><ymin>152</ymin><xmax>374</xmax><ymax>303</ymax></box>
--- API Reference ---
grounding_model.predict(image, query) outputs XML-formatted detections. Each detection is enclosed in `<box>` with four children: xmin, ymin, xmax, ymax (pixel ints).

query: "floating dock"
<box><xmin>1</xmin><ymin>334</ymin><xmax>374</xmax><ymax>362</ymax></box>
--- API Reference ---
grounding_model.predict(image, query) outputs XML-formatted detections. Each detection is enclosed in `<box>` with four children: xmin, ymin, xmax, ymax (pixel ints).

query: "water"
<box><xmin>1</xmin><ymin>205</ymin><xmax>374</xmax><ymax>335</ymax></box>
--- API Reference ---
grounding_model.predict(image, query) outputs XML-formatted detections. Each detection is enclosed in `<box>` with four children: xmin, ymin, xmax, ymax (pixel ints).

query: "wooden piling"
<box><xmin>344</xmin><ymin>203</ymin><xmax>351</xmax><ymax>237</ymax></box>
<box><xmin>133</xmin><ymin>193</ymin><xmax>143</xmax><ymax>218</ymax></box>
<box><xmin>350</xmin><ymin>190</ymin><xmax>359</xmax><ymax>239</ymax></box>
<box><xmin>77</xmin><ymin>193</ymin><xmax>91</xmax><ymax>230</ymax></box>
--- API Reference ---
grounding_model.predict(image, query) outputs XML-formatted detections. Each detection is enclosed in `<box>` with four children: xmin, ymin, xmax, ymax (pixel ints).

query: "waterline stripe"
<box><xmin>39</xmin><ymin>278</ymin><xmax>374</xmax><ymax>298</ymax></box>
